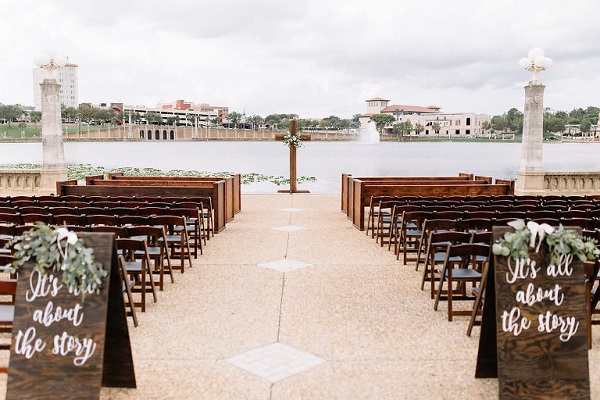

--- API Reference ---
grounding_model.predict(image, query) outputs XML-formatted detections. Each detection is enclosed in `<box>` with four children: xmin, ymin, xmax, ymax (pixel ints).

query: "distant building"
<box><xmin>33</xmin><ymin>62</ymin><xmax>79</xmax><ymax>111</ymax></box>
<box><xmin>96</xmin><ymin>99</ymin><xmax>228</xmax><ymax>127</ymax></box>
<box><xmin>360</xmin><ymin>97</ymin><xmax>491</xmax><ymax>137</ymax></box>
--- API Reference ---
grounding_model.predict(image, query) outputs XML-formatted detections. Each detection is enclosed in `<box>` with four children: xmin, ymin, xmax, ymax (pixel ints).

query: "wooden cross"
<box><xmin>275</xmin><ymin>119</ymin><xmax>311</xmax><ymax>193</ymax></box>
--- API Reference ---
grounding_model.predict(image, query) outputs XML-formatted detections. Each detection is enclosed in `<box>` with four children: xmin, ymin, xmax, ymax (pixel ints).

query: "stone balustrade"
<box><xmin>0</xmin><ymin>169</ymin><xmax>42</xmax><ymax>192</ymax></box>
<box><xmin>543</xmin><ymin>171</ymin><xmax>600</xmax><ymax>195</ymax></box>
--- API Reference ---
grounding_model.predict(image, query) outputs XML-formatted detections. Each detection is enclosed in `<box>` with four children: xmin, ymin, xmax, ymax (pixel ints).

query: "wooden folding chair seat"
<box><xmin>61</xmin><ymin>195</ymin><xmax>87</xmax><ymax>202</ymax></box>
<box><xmin>180</xmin><ymin>197</ymin><xmax>214</xmax><ymax>239</ymax></box>
<box><xmin>527</xmin><ymin>209</ymin><xmax>558</xmax><ymax>220</ymax></box>
<box><xmin>381</xmin><ymin>202</ymin><xmax>416</xmax><ymax>248</ymax></box>
<box><xmin>13</xmin><ymin>225</ymin><xmax>34</xmax><ymax>235</ymax></box>
<box><xmin>137</xmin><ymin>207</ymin><xmax>168</xmax><ymax>217</ymax></box>
<box><xmin>116</xmin><ymin>238</ymin><xmax>157</xmax><ymax>312</ymax></box>
<box><xmin>456</xmin><ymin>218</ymin><xmax>492</xmax><ymax>233</ymax></box>
<box><xmin>562</xmin><ymin>217</ymin><xmax>594</xmax><ymax>230</ymax></box>
<box><xmin>37</xmin><ymin>200</ymin><xmax>66</xmax><ymax>208</ymax></box>
<box><xmin>144</xmin><ymin>202</ymin><xmax>175</xmax><ymax>209</ymax></box>
<box><xmin>35</xmin><ymin>195</ymin><xmax>61</xmax><ymax>202</ymax></box>
<box><xmin>434</xmin><ymin>243</ymin><xmax>491</xmax><ymax>321</ymax></box>
<box><xmin>0</xmin><ymin>225</ymin><xmax>15</xmax><ymax>240</ymax></box>
<box><xmin>400</xmin><ymin>210</ymin><xmax>432</xmax><ymax>264</ymax></box>
<box><xmin>79</xmin><ymin>207</ymin><xmax>109</xmax><ymax>216</ymax></box>
<box><xmin>462</xmin><ymin>210</ymin><xmax>496</xmax><ymax>220</ymax></box>
<box><xmin>21</xmin><ymin>213</ymin><xmax>53</xmax><ymax>225</ymax></box>
<box><xmin>153</xmin><ymin>215</ymin><xmax>192</xmax><ymax>273</ymax></box>
<box><xmin>0</xmin><ymin>213</ymin><xmax>21</xmax><ymax>226</ymax></box>
<box><xmin>117</xmin><ymin>255</ymin><xmax>138</xmax><ymax>327</ymax></box>
<box><xmin>126</xmin><ymin>225</ymin><xmax>173</xmax><ymax>290</ymax></box>
<box><xmin>366</xmin><ymin>196</ymin><xmax>394</xmax><ymax>238</ymax></box>
<box><xmin>47</xmin><ymin>206</ymin><xmax>79</xmax><ymax>215</ymax></box>
<box><xmin>93</xmin><ymin>201</ymin><xmax>121</xmax><ymax>208</ymax></box>
<box><xmin>414</xmin><ymin>218</ymin><xmax>457</xmax><ymax>271</ymax></box>
<box><xmin>0</xmin><ymin>207</ymin><xmax>16</xmax><ymax>215</ymax></box>
<box><xmin>375</xmin><ymin>200</ymin><xmax>402</xmax><ymax>245</ymax></box>
<box><xmin>562</xmin><ymin>209</ymin><xmax>591</xmax><ymax>219</ymax></box>
<box><xmin>118</xmin><ymin>215</ymin><xmax>152</xmax><ymax>226</ymax></box>
<box><xmin>89</xmin><ymin>225</ymin><xmax>127</xmax><ymax>238</ymax></box>
<box><xmin>0</xmin><ymin>278</ymin><xmax>17</xmax><ymax>374</ymax></box>
<box><xmin>52</xmin><ymin>214</ymin><xmax>85</xmax><ymax>226</ymax></box>
<box><xmin>85</xmin><ymin>214</ymin><xmax>119</xmax><ymax>226</ymax></box>
<box><xmin>109</xmin><ymin>207</ymin><xmax>137</xmax><ymax>217</ymax></box>
<box><xmin>66</xmin><ymin>201</ymin><xmax>90</xmax><ymax>208</ymax></box>
<box><xmin>9</xmin><ymin>200</ymin><xmax>37</xmax><ymax>208</ymax></box>
<box><xmin>86</xmin><ymin>196</ymin><xmax>109</xmax><ymax>203</ymax></box>
<box><xmin>421</xmin><ymin>231</ymin><xmax>471</xmax><ymax>299</ymax></box>
<box><xmin>168</xmin><ymin>208</ymin><xmax>203</xmax><ymax>257</ymax></box>
<box><xmin>433</xmin><ymin>211</ymin><xmax>463</xmax><ymax>220</ymax></box>
<box><xmin>16</xmin><ymin>206</ymin><xmax>48</xmax><ymax>215</ymax></box>
<box><xmin>120</xmin><ymin>201</ymin><xmax>146</xmax><ymax>208</ymax></box>
<box><xmin>174</xmin><ymin>202</ymin><xmax>209</xmax><ymax>245</ymax></box>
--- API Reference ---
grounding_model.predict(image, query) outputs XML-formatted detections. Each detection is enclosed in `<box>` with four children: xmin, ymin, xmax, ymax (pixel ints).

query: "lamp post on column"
<box><xmin>514</xmin><ymin>48</ymin><xmax>553</xmax><ymax>195</ymax></box>
<box><xmin>33</xmin><ymin>53</ymin><xmax>68</xmax><ymax>193</ymax></box>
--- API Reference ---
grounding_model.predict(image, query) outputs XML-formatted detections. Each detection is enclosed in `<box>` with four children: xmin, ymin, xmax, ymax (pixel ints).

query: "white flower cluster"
<box><xmin>282</xmin><ymin>133</ymin><xmax>303</xmax><ymax>148</ymax></box>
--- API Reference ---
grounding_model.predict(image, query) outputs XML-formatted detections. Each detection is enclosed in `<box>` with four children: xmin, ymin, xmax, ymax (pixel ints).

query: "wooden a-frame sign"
<box><xmin>476</xmin><ymin>227</ymin><xmax>590</xmax><ymax>399</ymax></box>
<box><xmin>6</xmin><ymin>233</ymin><xmax>136</xmax><ymax>400</ymax></box>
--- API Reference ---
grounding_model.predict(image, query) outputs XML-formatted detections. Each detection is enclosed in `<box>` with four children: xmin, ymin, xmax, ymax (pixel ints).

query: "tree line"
<box><xmin>2</xmin><ymin>101</ymin><xmax>598</xmax><ymax>136</ymax></box>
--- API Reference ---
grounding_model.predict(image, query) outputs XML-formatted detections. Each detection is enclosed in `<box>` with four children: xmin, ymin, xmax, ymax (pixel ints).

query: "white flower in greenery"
<box><xmin>526</xmin><ymin>220</ymin><xmax>555</xmax><ymax>252</ymax></box>
<box><xmin>56</xmin><ymin>227</ymin><xmax>79</xmax><ymax>245</ymax></box>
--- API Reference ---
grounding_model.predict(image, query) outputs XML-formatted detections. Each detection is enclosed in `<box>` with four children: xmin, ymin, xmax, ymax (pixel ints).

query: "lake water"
<box><xmin>1</xmin><ymin>141</ymin><xmax>599</xmax><ymax>193</ymax></box>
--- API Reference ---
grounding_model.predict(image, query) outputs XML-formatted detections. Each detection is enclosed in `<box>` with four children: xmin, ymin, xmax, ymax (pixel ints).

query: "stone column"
<box><xmin>40</xmin><ymin>78</ymin><xmax>67</xmax><ymax>193</ymax></box>
<box><xmin>515</xmin><ymin>82</ymin><xmax>546</xmax><ymax>195</ymax></box>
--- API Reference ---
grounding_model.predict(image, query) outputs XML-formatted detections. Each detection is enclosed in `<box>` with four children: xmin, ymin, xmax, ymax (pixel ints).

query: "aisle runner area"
<box><xmin>2</xmin><ymin>194</ymin><xmax>598</xmax><ymax>399</ymax></box>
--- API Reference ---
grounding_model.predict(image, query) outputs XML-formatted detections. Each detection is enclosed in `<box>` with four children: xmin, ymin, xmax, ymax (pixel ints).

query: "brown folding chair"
<box><xmin>0</xmin><ymin>278</ymin><xmax>17</xmax><ymax>373</ymax></box>
<box><xmin>118</xmin><ymin>255</ymin><xmax>138</xmax><ymax>327</ymax></box>
<box><xmin>116</xmin><ymin>238</ymin><xmax>157</xmax><ymax>312</ymax></box>
<box><xmin>421</xmin><ymin>231</ymin><xmax>471</xmax><ymax>299</ymax></box>
<box><xmin>153</xmin><ymin>215</ymin><xmax>193</xmax><ymax>273</ymax></box>
<box><xmin>126</xmin><ymin>225</ymin><xmax>174</xmax><ymax>290</ymax></box>
<box><xmin>434</xmin><ymin>243</ymin><xmax>491</xmax><ymax>321</ymax></box>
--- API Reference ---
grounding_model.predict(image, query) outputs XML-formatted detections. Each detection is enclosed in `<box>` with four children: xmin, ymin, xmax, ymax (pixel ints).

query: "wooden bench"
<box><xmin>342</xmin><ymin>174</ymin><xmax>482</xmax><ymax>219</ymax></box>
<box><xmin>56</xmin><ymin>179</ymin><xmax>228</xmax><ymax>233</ymax></box>
<box><xmin>348</xmin><ymin>176</ymin><xmax>512</xmax><ymax>231</ymax></box>
<box><xmin>106</xmin><ymin>174</ymin><xmax>241</xmax><ymax>220</ymax></box>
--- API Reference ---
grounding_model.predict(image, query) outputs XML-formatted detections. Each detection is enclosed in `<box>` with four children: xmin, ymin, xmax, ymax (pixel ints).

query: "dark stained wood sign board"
<box><xmin>6</xmin><ymin>233</ymin><xmax>136</xmax><ymax>399</ymax></box>
<box><xmin>492</xmin><ymin>226</ymin><xmax>590</xmax><ymax>399</ymax></box>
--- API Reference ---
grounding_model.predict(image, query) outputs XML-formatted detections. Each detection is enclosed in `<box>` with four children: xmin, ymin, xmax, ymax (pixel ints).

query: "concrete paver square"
<box><xmin>226</xmin><ymin>343</ymin><xmax>326</xmax><ymax>383</ymax></box>
<box><xmin>257</xmin><ymin>258</ymin><xmax>312</xmax><ymax>272</ymax></box>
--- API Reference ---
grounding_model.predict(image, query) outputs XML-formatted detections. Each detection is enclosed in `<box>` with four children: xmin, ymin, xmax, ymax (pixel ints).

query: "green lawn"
<box><xmin>0</xmin><ymin>123</ymin><xmax>117</xmax><ymax>139</ymax></box>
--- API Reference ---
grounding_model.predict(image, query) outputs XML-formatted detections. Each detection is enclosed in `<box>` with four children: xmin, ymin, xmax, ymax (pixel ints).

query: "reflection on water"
<box><xmin>1</xmin><ymin>141</ymin><xmax>599</xmax><ymax>193</ymax></box>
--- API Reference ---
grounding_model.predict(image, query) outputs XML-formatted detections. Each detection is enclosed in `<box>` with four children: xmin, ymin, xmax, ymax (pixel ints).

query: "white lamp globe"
<box><xmin>528</xmin><ymin>47</ymin><xmax>544</xmax><ymax>60</ymax></box>
<box><xmin>34</xmin><ymin>54</ymin><xmax>51</xmax><ymax>67</ymax></box>
<box><xmin>54</xmin><ymin>55</ymin><xmax>67</xmax><ymax>67</ymax></box>
<box><xmin>518</xmin><ymin>57</ymin><xmax>531</xmax><ymax>69</ymax></box>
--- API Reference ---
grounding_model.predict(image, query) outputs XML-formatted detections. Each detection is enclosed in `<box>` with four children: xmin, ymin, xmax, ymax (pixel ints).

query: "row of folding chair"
<box><xmin>0</xmin><ymin>206</ymin><xmax>208</xmax><ymax>251</ymax></box>
<box><xmin>1</xmin><ymin>194</ymin><xmax>215</xmax><ymax>241</ymax></box>
<box><xmin>365</xmin><ymin>195</ymin><xmax>600</xmax><ymax>238</ymax></box>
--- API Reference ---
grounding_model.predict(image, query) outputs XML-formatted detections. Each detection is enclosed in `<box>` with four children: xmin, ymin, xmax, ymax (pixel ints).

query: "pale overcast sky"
<box><xmin>1</xmin><ymin>0</ymin><xmax>599</xmax><ymax>118</ymax></box>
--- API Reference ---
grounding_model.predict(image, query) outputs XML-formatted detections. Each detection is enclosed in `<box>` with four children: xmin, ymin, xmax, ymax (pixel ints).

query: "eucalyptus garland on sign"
<box><xmin>492</xmin><ymin>219</ymin><xmax>600</xmax><ymax>264</ymax></box>
<box><xmin>282</xmin><ymin>133</ymin><xmax>303</xmax><ymax>148</ymax></box>
<box><xmin>6</xmin><ymin>223</ymin><xmax>107</xmax><ymax>299</ymax></box>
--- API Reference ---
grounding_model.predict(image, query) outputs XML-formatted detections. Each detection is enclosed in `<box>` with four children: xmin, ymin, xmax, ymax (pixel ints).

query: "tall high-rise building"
<box><xmin>33</xmin><ymin>61</ymin><xmax>79</xmax><ymax>111</ymax></box>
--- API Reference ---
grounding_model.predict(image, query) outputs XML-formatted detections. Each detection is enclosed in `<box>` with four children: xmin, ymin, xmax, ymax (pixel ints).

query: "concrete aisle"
<box><xmin>2</xmin><ymin>194</ymin><xmax>598</xmax><ymax>399</ymax></box>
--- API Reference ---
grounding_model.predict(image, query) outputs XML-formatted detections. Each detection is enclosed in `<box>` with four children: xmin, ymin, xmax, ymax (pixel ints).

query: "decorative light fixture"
<box><xmin>518</xmin><ymin>47</ymin><xmax>553</xmax><ymax>82</ymax></box>
<box><xmin>33</xmin><ymin>52</ymin><xmax>68</xmax><ymax>78</ymax></box>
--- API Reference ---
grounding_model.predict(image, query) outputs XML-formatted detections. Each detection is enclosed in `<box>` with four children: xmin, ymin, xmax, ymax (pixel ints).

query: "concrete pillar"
<box><xmin>515</xmin><ymin>82</ymin><xmax>546</xmax><ymax>195</ymax></box>
<box><xmin>40</xmin><ymin>78</ymin><xmax>67</xmax><ymax>193</ymax></box>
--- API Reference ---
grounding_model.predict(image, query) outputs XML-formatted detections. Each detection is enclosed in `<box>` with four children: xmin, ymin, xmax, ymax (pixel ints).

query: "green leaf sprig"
<box><xmin>6</xmin><ymin>223</ymin><xmax>108</xmax><ymax>300</ymax></box>
<box><xmin>492</xmin><ymin>219</ymin><xmax>600</xmax><ymax>264</ymax></box>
